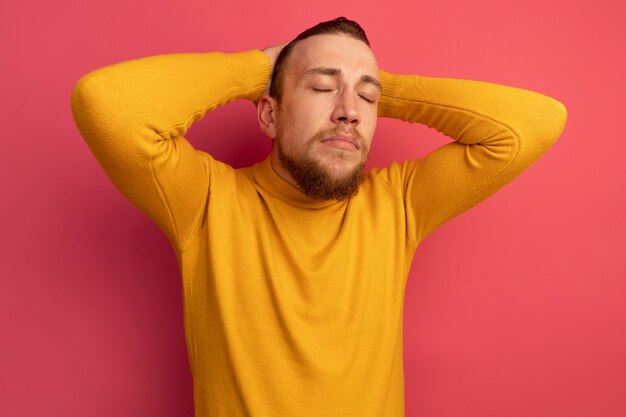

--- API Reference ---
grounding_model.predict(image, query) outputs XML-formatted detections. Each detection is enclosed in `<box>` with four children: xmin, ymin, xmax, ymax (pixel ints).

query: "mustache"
<box><xmin>310</xmin><ymin>127</ymin><xmax>365</xmax><ymax>145</ymax></box>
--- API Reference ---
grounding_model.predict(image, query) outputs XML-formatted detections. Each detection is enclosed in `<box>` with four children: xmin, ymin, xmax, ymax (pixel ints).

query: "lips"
<box><xmin>320</xmin><ymin>135</ymin><xmax>360</xmax><ymax>150</ymax></box>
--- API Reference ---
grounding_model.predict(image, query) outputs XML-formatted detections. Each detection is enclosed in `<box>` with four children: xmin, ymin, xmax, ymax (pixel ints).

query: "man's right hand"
<box><xmin>259</xmin><ymin>42</ymin><xmax>289</xmax><ymax>100</ymax></box>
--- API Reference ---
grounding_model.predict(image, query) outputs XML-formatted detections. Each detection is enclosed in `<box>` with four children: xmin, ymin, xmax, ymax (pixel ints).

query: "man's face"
<box><xmin>268</xmin><ymin>33</ymin><xmax>381</xmax><ymax>200</ymax></box>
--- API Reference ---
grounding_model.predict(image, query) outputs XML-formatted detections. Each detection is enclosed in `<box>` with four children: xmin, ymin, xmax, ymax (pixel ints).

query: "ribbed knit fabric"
<box><xmin>70</xmin><ymin>49</ymin><xmax>567</xmax><ymax>417</ymax></box>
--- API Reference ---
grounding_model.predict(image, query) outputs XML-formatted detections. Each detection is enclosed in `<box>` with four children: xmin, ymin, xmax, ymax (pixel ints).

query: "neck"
<box><xmin>270</xmin><ymin>149</ymin><xmax>302</xmax><ymax>191</ymax></box>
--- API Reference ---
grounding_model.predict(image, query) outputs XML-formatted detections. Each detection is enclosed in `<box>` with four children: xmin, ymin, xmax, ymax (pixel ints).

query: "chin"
<box><xmin>320</xmin><ymin>151</ymin><xmax>366</xmax><ymax>173</ymax></box>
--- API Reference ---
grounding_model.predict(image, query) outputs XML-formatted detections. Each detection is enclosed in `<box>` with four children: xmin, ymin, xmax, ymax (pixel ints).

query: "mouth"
<box><xmin>320</xmin><ymin>135</ymin><xmax>360</xmax><ymax>151</ymax></box>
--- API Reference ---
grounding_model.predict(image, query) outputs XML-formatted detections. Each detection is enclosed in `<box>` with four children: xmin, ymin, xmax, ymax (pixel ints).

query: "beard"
<box><xmin>275</xmin><ymin>128</ymin><xmax>369</xmax><ymax>201</ymax></box>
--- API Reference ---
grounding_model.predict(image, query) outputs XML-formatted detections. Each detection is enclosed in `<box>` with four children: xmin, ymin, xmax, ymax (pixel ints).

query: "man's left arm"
<box><xmin>377</xmin><ymin>70</ymin><xmax>568</xmax><ymax>244</ymax></box>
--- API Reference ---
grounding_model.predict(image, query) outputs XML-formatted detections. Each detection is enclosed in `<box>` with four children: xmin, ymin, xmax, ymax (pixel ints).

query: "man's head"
<box><xmin>268</xmin><ymin>17</ymin><xmax>372</xmax><ymax>103</ymax></box>
<box><xmin>257</xmin><ymin>17</ymin><xmax>381</xmax><ymax>201</ymax></box>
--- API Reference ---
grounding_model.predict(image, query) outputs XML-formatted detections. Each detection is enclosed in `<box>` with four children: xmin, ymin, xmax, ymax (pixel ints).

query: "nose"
<box><xmin>331</xmin><ymin>89</ymin><xmax>361</xmax><ymax>127</ymax></box>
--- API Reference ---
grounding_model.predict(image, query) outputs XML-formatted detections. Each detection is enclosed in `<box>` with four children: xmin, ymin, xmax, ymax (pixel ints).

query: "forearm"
<box><xmin>377</xmin><ymin>70</ymin><xmax>567</xmax><ymax>156</ymax></box>
<box><xmin>71</xmin><ymin>49</ymin><xmax>270</xmax><ymax>145</ymax></box>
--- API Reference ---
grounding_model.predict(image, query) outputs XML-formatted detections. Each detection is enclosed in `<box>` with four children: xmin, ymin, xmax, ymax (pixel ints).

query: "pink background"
<box><xmin>2</xmin><ymin>0</ymin><xmax>625</xmax><ymax>416</ymax></box>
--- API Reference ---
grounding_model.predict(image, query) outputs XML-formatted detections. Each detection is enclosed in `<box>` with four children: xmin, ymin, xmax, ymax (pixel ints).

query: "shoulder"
<box><xmin>366</xmin><ymin>160</ymin><xmax>422</xmax><ymax>195</ymax></box>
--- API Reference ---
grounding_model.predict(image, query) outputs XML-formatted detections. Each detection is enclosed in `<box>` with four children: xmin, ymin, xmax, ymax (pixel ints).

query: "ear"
<box><xmin>256</xmin><ymin>95</ymin><xmax>278</xmax><ymax>139</ymax></box>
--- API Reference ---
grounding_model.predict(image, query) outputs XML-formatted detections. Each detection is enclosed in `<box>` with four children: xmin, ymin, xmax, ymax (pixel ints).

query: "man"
<box><xmin>71</xmin><ymin>17</ymin><xmax>567</xmax><ymax>417</ymax></box>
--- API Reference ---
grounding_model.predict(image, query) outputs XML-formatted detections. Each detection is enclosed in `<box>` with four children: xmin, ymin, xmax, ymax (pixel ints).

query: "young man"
<box><xmin>71</xmin><ymin>17</ymin><xmax>567</xmax><ymax>417</ymax></box>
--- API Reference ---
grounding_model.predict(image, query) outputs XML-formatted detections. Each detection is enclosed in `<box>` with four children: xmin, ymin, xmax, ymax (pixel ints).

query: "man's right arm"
<box><xmin>70</xmin><ymin>50</ymin><xmax>270</xmax><ymax>251</ymax></box>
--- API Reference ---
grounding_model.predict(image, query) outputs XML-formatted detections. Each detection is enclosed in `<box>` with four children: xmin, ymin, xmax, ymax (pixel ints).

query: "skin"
<box><xmin>257</xmin><ymin>34</ymin><xmax>382</xmax><ymax>194</ymax></box>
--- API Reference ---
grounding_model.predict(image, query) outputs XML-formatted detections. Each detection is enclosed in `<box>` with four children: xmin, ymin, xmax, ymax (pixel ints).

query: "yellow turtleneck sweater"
<box><xmin>70</xmin><ymin>49</ymin><xmax>567</xmax><ymax>417</ymax></box>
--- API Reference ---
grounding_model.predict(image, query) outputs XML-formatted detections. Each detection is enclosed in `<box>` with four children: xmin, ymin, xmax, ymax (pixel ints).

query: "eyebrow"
<box><xmin>303</xmin><ymin>67</ymin><xmax>382</xmax><ymax>92</ymax></box>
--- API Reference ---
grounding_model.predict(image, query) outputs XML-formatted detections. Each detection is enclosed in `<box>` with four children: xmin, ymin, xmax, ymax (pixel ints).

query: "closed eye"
<box><xmin>312</xmin><ymin>88</ymin><xmax>375</xmax><ymax>104</ymax></box>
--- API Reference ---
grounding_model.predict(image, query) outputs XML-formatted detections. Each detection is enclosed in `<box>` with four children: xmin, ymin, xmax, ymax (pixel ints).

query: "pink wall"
<box><xmin>2</xmin><ymin>0</ymin><xmax>624</xmax><ymax>416</ymax></box>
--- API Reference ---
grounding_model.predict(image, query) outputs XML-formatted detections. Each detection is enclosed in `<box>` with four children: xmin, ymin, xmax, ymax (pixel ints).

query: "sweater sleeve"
<box><xmin>376</xmin><ymin>70</ymin><xmax>568</xmax><ymax>245</ymax></box>
<box><xmin>70</xmin><ymin>49</ymin><xmax>271</xmax><ymax>250</ymax></box>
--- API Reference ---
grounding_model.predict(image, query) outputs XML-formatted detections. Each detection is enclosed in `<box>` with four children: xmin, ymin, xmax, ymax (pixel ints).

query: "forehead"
<box><xmin>287</xmin><ymin>34</ymin><xmax>379</xmax><ymax>80</ymax></box>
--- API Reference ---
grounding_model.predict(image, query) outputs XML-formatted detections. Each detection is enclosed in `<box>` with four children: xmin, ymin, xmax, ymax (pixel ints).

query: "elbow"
<box><xmin>70</xmin><ymin>68</ymin><xmax>109</xmax><ymax>129</ymax></box>
<box><xmin>70</xmin><ymin>72</ymin><xmax>97</xmax><ymax>113</ymax></box>
<box><xmin>553</xmin><ymin>98</ymin><xmax>568</xmax><ymax>138</ymax></box>
<box><xmin>545</xmin><ymin>97</ymin><xmax>568</xmax><ymax>144</ymax></box>
<box><xmin>70</xmin><ymin>74</ymin><xmax>90</xmax><ymax>118</ymax></box>
<box><xmin>514</xmin><ymin>96</ymin><xmax>568</xmax><ymax>163</ymax></box>
<box><xmin>527</xmin><ymin>96</ymin><xmax>568</xmax><ymax>155</ymax></box>
<box><xmin>70</xmin><ymin>76</ymin><xmax>92</xmax><ymax>137</ymax></box>
<box><xmin>70</xmin><ymin>65</ymin><xmax>110</xmax><ymax>111</ymax></box>
<box><xmin>70</xmin><ymin>71</ymin><xmax>107</xmax><ymax>145</ymax></box>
